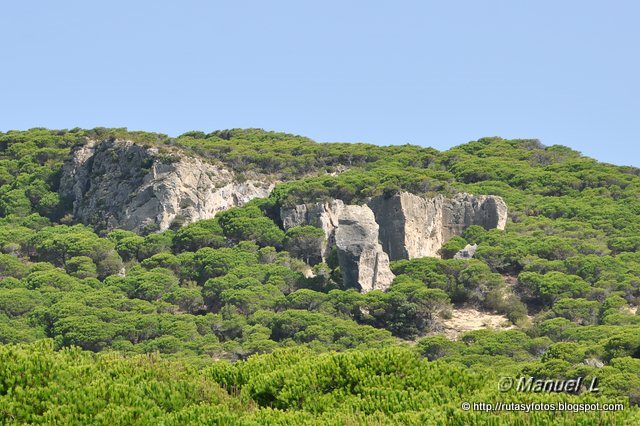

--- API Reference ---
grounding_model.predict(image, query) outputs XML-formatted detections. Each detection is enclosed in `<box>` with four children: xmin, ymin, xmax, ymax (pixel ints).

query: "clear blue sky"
<box><xmin>1</xmin><ymin>1</ymin><xmax>638</xmax><ymax>166</ymax></box>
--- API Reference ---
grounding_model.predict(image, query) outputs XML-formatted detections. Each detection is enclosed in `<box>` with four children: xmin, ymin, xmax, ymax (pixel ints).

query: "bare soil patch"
<box><xmin>437</xmin><ymin>307</ymin><xmax>515</xmax><ymax>340</ymax></box>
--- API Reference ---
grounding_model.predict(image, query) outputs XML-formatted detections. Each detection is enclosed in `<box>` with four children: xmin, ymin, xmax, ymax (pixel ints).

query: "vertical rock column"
<box><xmin>334</xmin><ymin>205</ymin><xmax>395</xmax><ymax>292</ymax></box>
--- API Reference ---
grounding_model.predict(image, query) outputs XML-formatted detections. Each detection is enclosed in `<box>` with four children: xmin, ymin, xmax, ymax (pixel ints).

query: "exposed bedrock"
<box><xmin>61</xmin><ymin>139</ymin><xmax>507</xmax><ymax>294</ymax></box>
<box><xmin>334</xmin><ymin>205</ymin><xmax>395</xmax><ymax>292</ymax></box>
<box><xmin>280</xmin><ymin>191</ymin><xmax>507</xmax><ymax>292</ymax></box>
<box><xmin>368</xmin><ymin>192</ymin><xmax>507</xmax><ymax>260</ymax></box>
<box><xmin>453</xmin><ymin>244</ymin><xmax>479</xmax><ymax>260</ymax></box>
<box><xmin>60</xmin><ymin>139</ymin><xmax>274</xmax><ymax>232</ymax></box>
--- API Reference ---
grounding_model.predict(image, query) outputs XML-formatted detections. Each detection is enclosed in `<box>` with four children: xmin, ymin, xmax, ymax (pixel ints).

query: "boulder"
<box><xmin>453</xmin><ymin>244</ymin><xmax>479</xmax><ymax>259</ymax></box>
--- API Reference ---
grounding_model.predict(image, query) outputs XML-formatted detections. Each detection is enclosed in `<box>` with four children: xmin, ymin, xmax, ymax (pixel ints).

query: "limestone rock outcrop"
<box><xmin>368</xmin><ymin>192</ymin><xmax>441</xmax><ymax>261</ymax></box>
<box><xmin>369</xmin><ymin>192</ymin><xmax>507</xmax><ymax>260</ymax></box>
<box><xmin>280</xmin><ymin>191</ymin><xmax>507</xmax><ymax>292</ymax></box>
<box><xmin>334</xmin><ymin>205</ymin><xmax>395</xmax><ymax>292</ymax></box>
<box><xmin>280</xmin><ymin>201</ymin><xmax>395</xmax><ymax>292</ymax></box>
<box><xmin>60</xmin><ymin>139</ymin><xmax>508</xmax><ymax>295</ymax></box>
<box><xmin>60</xmin><ymin>139</ymin><xmax>274</xmax><ymax>232</ymax></box>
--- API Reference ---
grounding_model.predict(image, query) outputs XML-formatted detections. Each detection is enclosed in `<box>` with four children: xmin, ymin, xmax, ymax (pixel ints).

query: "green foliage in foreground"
<box><xmin>0</xmin><ymin>341</ymin><xmax>637</xmax><ymax>425</ymax></box>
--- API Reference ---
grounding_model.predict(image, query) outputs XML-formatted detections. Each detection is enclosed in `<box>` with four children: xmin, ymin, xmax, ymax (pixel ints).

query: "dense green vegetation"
<box><xmin>1</xmin><ymin>341</ymin><xmax>635</xmax><ymax>425</ymax></box>
<box><xmin>0</xmin><ymin>127</ymin><xmax>639</xmax><ymax>424</ymax></box>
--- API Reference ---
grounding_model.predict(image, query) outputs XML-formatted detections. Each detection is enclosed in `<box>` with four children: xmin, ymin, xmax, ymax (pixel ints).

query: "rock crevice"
<box><xmin>334</xmin><ymin>205</ymin><xmax>395</xmax><ymax>292</ymax></box>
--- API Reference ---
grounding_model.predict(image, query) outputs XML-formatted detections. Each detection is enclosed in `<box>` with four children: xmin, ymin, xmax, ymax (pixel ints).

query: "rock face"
<box><xmin>368</xmin><ymin>192</ymin><xmax>441</xmax><ymax>261</ymax></box>
<box><xmin>280</xmin><ymin>191</ymin><xmax>507</xmax><ymax>291</ymax></box>
<box><xmin>280</xmin><ymin>200</ymin><xmax>345</xmax><ymax>260</ymax></box>
<box><xmin>60</xmin><ymin>139</ymin><xmax>274</xmax><ymax>232</ymax></box>
<box><xmin>334</xmin><ymin>205</ymin><xmax>395</xmax><ymax>292</ymax></box>
<box><xmin>368</xmin><ymin>192</ymin><xmax>507</xmax><ymax>260</ymax></box>
<box><xmin>280</xmin><ymin>201</ymin><xmax>395</xmax><ymax>292</ymax></box>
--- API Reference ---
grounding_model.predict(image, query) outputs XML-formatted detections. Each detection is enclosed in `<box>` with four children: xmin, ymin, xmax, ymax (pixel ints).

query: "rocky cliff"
<box><xmin>60</xmin><ymin>139</ymin><xmax>507</xmax><ymax>294</ymax></box>
<box><xmin>369</xmin><ymin>192</ymin><xmax>507</xmax><ymax>260</ymax></box>
<box><xmin>60</xmin><ymin>139</ymin><xmax>274</xmax><ymax>232</ymax></box>
<box><xmin>280</xmin><ymin>191</ymin><xmax>507</xmax><ymax>291</ymax></box>
<box><xmin>334</xmin><ymin>205</ymin><xmax>395</xmax><ymax>292</ymax></box>
<box><xmin>280</xmin><ymin>200</ymin><xmax>396</xmax><ymax>292</ymax></box>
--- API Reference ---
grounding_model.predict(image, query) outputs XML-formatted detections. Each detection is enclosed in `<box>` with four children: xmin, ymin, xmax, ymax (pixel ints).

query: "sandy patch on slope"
<box><xmin>437</xmin><ymin>307</ymin><xmax>514</xmax><ymax>340</ymax></box>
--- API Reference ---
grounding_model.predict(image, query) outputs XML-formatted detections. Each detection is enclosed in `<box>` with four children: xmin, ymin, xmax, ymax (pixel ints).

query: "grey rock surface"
<box><xmin>368</xmin><ymin>192</ymin><xmax>507</xmax><ymax>260</ymax></box>
<box><xmin>334</xmin><ymin>205</ymin><xmax>395</xmax><ymax>292</ymax></box>
<box><xmin>281</xmin><ymin>191</ymin><xmax>507</xmax><ymax>292</ymax></box>
<box><xmin>61</xmin><ymin>139</ymin><xmax>508</xmax><ymax>295</ymax></box>
<box><xmin>60</xmin><ymin>139</ymin><xmax>274</xmax><ymax>232</ymax></box>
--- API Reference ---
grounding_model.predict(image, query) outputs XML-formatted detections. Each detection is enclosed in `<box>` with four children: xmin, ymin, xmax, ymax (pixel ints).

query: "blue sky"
<box><xmin>1</xmin><ymin>1</ymin><xmax>638</xmax><ymax>166</ymax></box>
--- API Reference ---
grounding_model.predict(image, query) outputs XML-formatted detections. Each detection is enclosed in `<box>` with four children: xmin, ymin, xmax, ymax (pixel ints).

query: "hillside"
<box><xmin>0</xmin><ymin>128</ymin><xmax>639</xmax><ymax>424</ymax></box>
